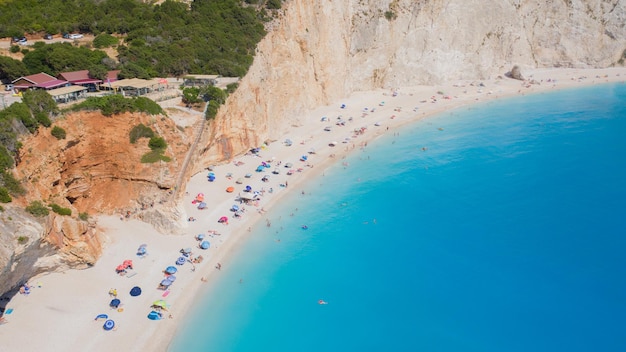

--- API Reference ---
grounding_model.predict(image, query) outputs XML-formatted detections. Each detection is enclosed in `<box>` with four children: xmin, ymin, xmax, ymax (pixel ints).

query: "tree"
<box><xmin>0</xmin><ymin>56</ymin><xmax>29</xmax><ymax>82</ymax></box>
<box><xmin>182</xmin><ymin>87</ymin><xmax>202</xmax><ymax>105</ymax></box>
<box><xmin>148</xmin><ymin>136</ymin><xmax>167</xmax><ymax>150</ymax></box>
<box><xmin>22</xmin><ymin>90</ymin><xmax>58</xmax><ymax>117</ymax></box>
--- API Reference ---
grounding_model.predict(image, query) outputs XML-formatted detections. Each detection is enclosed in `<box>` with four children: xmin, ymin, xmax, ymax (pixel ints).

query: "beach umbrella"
<box><xmin>200</xmin><ymin>241</ymin><xmax>210</xmax><ymax>250</ymax></box>
<box><xmin>231</xmin><ymin>205</ymin><xmax>239</xmax><ymax>212</ymax></box>
<box><xmin>245</xmin><ymin>173</ymin><xmax>252</xmax><ymax>178</ymax></box>
<box><xmin>165</xmin><ymin>266</ymin><xmax>177</xmax><ymax>274</ymax></box>
<box><xmin>110</xmin><ymin>298</ymin><xmax>121</xmax><ymax>308</ymax></box>
<box><xmin>245</xmin><ymin>185</ymin><xmax>252</xmax><ymax>192</ymax></box>
<box><xmin>103</xmin><ymin>319</ymin><xmax>115</xmax><ymax>331</ymax></box>
<box><xmin>197</xmin><ymin>202</ymin><xmax>207</xmax><ymax>209</ymax></box>
<box><xmin>123</xmin><ymin>259</ymin><xmax>133</xmax><ymax>268</ymax></box>
<box><xmin>236</xmin><ymin>178</ymin><xmax>243</xmax><ymax>184</ymax></box>
<box><xmin>147</xmin><ymin>311</ymin><xmax>162</xmax><ymax>320</ymax></box>
<box><xmin>256</xmin><ymin>165</ymin><xmax>264</xmax><ymax>172</ymax></box>
<box><xmin>152</xmin><ymin>300</ymin><xmax>169</xmax><ymax>310</ymax></box>
<box><xmin>94</xmin><ymin>314</ymin><xmax>108</xmax><ymax>321</ymax></box>
<box><xmin>218</xmin><ymin>216</ymin><xmax>228</xmax><ymax>223</ymax></box>
<box><xmin>196</xmin><ymin>234</ymin><xmax>205</xmax><ymax>241</ymax></box>
<box><xmin>166</xmin><ymin>275</ymin><xmax>177</xmax><ymax>282</ymax></box>
<box><xmin>226</xmin><ymin>186</ymin><xmax>235</xmax><ymax>193</ymax></box>
<box><xmin>175</xmin><ymin>257</ymin><xmax>186</xmax><ymax>265</ymax></box>
<box><xmin>285</xmin><ymin>162</ymin><xmax>293</xmax><ymax>168</ymax></box>
<box><xmin>115</xmin><ymin>264</ymin><xmax>125</xmax><ymax>272</ymax></box>
<box><xmin>160</xmin><ymin>279</ymin><xmax>172</xmax><ymax>287</ymax></box>
<box><xmin>301</xmin><ymin>155</ymin><xmax>308</xmax><ymax>161</ymax></box>
<box><xmin>129</xmin><ymin>286</ymin><xmax>142</xmax><ymax>297</ymax></box>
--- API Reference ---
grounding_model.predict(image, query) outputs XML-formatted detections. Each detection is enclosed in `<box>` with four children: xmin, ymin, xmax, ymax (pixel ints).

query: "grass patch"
<box><xmin>25</xmin><ymin>200</ymin><xmax>49</xmax><ymax>217</ymax></box>
<box><xmin>17</xmin><ymin>236</ymin><xmax>28</xmax><ymax>244</ymax></box>
<box><xmin>50</xmin><ymin>203</ymin><xmax>72</xmax><ymax>216</ymax></box>
<box><xmin>141</xmin><ymin>149</ymin><xmax>171</xmax><ymax>163</ymax></box>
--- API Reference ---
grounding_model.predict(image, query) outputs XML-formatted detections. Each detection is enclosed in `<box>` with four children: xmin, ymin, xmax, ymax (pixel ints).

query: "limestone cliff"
<box><xmin>0</xmin><ymin>109</ymin><xmax>194</xmax><ymax>295</ymax></box>
<box><xmin>196</xmin><ymin>0</ymin><xmax>626</xmax><ymax>169</ymax></box>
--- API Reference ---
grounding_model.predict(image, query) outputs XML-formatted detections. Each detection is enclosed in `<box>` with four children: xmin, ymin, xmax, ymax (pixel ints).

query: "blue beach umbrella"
<box><xmin>196</xmin><ymin>234</ymin><xmax>205</xmax><ymax>241</ymax></box>
<box><xmin>129</xmin><ymin>286</ymin><xmax>142</xmax><ymax>297</ymax></box>
<box><xmin>147</xmin><ymin>311</ymin><xmax>162</xmax><ymax>320</ymax></box>
<box><xmin>200</xmin><ymin>241</ymin><xmax>210</xmax><ymax>250</ymax></box>
<box><xmin>103</xmin><ymin>319</ymin><xmax>115</xmax><ymax>330</ymax></box>
<box><xmin>109</xmin><ymin>299</ymin><xmax>121</xmax><ymax>308</ymax></box>
<box><xmin>165</xmin><ymin>266</ymin><xmax>177</xmax><ymax>274</ymax></box>
<box><xmin>175</xmin><ymin>257</ymin><xmax>186</xmax><ymax>265</ymax></box>
<box><xmin>94</xmin><ymin>314</ymin><xmax>108</xmax><ymax>321</ymax></box>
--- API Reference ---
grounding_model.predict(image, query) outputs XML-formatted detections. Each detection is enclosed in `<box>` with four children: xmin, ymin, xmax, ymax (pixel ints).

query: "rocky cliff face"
<box><xmin>196</xmin><ymin>0</ymin><xmax>625</xmax><ymax>169</ymax></box>
<box><xmin>0</xmin><ymin>209</ymin><xmax>99</xmax><ymax>295</ymax></box>
<box><xmin>0</xmin><ymin>109</ymin><xmax>193</xmax><ymax>295</ymax></box>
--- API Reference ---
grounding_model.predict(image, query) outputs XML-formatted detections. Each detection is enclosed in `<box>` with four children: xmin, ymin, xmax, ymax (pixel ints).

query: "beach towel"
<box><xmin>162</xmin><ymin>290</ymin><xmax>170</xmax><ymax>297</ymax></box>
<box><xmin>4</xmin><ymin>308</ymin><xmax>13</xmax><ymax>315</ymax></box>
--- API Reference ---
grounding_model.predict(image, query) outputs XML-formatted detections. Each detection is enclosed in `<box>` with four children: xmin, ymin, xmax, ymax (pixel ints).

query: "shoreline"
<box><xmin>1</xmin><ymin>67</ymin><xmax>625</xmax><ymax>352</ymax></box>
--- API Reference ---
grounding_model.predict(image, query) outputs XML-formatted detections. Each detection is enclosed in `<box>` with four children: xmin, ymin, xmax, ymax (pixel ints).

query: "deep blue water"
<box><xmin>170</xmin><ymin>83</ymin><xmax>626</xmax><ymax>352</ymax></box>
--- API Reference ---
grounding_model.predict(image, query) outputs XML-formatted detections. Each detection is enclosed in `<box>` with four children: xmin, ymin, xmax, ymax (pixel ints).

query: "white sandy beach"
<box><xmin>1</xmin><ymin>67</ymin><xmax>625</xmax><ymax>351</ymax></box>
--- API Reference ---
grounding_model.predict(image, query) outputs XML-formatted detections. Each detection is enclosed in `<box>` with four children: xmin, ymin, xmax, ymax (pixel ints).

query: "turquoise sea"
<box><xmin>170</xmin><ymin>83</ymin><xmax>626</xmax><ymax>352</ymax></box>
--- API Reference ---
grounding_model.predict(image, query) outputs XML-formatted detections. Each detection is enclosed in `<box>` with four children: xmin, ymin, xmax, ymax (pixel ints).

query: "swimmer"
<box><xmin>318</xmin><ymin>299</ymin><xmax>328</xmax><ymax>305</ymax></box>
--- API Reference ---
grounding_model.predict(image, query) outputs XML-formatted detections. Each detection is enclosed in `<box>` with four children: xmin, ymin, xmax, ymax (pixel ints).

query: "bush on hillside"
<box><xmin>25</xmin><ymin>201</ymin><xmax>49</xmax><ymax>217</ymax></box>
<box><xmin>50</xmin><ymin>203</ymin><xmax>72</xmax><ymax>216</ymax></box>
<box><xmin>93</xmin><ymin>33</ymin><xmax>119</xmax><ymax>48</ymax></box>
<box><xmin>0</xmin><ymin>187</ymin><xmax>11</xmax><ymax>203</ymax></box>
<box><xmin>129</xmin><ymin>124</ymin><xmax>155</xmax><ymax>144</ymax></box>
<box><xmin>148</xmin><ymin>136</ymin><xmax>167</xmax><ymax>150</ymax></box>
<box><xmin>51</xmin><ymin>126</ymin><xmax>67</xmax><ymax>139</ymax></box>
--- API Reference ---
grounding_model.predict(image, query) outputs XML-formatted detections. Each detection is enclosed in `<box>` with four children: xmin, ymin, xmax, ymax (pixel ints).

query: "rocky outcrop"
<box><xmin>196</xmin><ymin>0</ymin><xmax>626</xmax><ymax>170</ymax></box>
<box><xmin>15</xmin><ymin>111</ymin><xmax>191</xmax><ymax>215</ymax></box>
<box><xmin>1</xmin><ymin>109</ymin><xmax>195</xmax><ymax>295</ymax></box>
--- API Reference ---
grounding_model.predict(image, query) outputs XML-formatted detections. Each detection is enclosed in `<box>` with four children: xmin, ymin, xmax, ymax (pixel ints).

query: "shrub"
<box><xmin>93</xmin><ymin>33</ymin><xmax>119</xmax><ymax>48</ymax></box>
<box><xmin>0</xmin><ymin>187</ymin><xmax>11</xmax><ymax>203</ymax></box>
<box><xmin>384</xmin><ymin>11</ymin><xmax>397</xmax><ymax>21</ymax></box>
<box><xmin>134</xmin><ymin>97</ymin><xmax>164</xmax><ymax>115</ymax></box>
<box><xmin>148</xmin><ymin>136</ymin><xmax>167</xmax><ymax>150</ymax></box>
<box><xmin>141</xmin><ymin>150</ymin><xmax>171</xmax><ymax>163</ymax></box>
<box><xmin>266</xmin><ymin>0</ymin><xmax>282</xmax><ymax>9</ymax></box>
<box><xmin>17</xmin><ymin>236</ymin><xmax>28</xmax><ymax>244</ymax></box>
<box><xmin>78</xmin><ymin>212</ymin><xmax>89</xmax><ymax>221</ymax></box>
<box><xmin>1</xmin><ymin>171</ymin><xmax>25</xmax><ymax>196</ymax></box>
<box><xmin>9</xmin><ymin>45</ymin><xmax>20</xmax><ymax>53</ymax></box>
<box><xmin>50</xmin><ymin>203</ymin><xmax>72</xmax><ymax>216</ymax></box>
<box><xmin>51</xmin><ymin>126</ymin><xmax>67</xmax><ymax>140</ymax></box>
<box><xmin>35</xmin><ymin>112</ymin><xmax>52</xmax><ymax>127</ymax></box>
<box><xmin>25</xmin><ymin>201</ymin><xmax>49</xmax><ymax>217</ymax></box>
<box><xmin>129</xmin><ymin>124</ymin><xmax>154</xmax><ymax>143</ymax></box>
<box><xmin>205</xmin><ymin>100</ymin><xmax>220</xmax><ymax>120</ymax></box>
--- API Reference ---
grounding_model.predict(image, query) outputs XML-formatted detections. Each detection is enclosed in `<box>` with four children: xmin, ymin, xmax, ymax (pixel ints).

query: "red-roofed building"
<box><xmin>11</xmin><ymin>73</ymin><xmax>69</xmax><ymax>91</ymax></box>
<box><xmin>58</xmin><ymin>70</ymin><xmax>102</xmax><ymax>92</ymax></box>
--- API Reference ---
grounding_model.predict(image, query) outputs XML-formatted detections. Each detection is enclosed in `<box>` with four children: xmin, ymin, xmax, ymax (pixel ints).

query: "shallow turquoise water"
<box><xmin>170</xmin><ymin>83</ymin><xmax>626</xmax><ymax>351</ymax></box>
